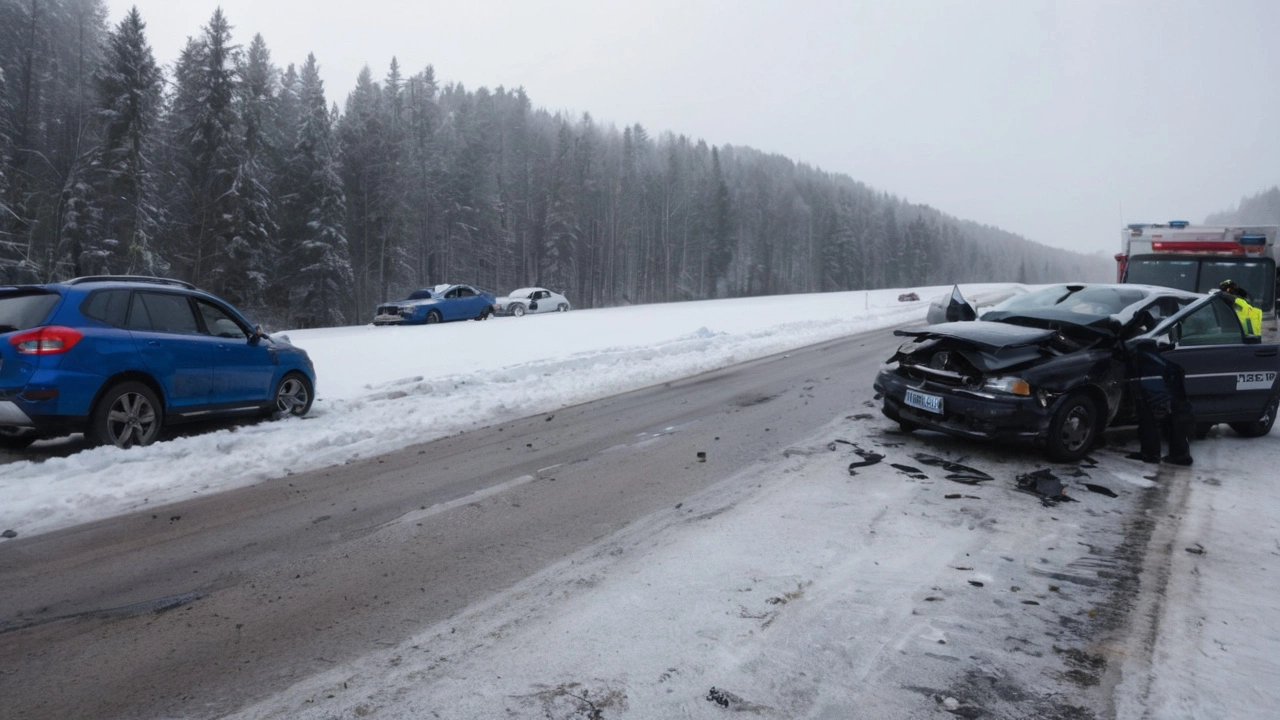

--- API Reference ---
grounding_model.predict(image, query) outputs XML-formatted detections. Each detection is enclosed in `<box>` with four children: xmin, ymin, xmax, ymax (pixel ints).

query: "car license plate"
<box><xmin>904</xmin><ymin>389</ymin><xmax>943</xmax><ymax>415</ymax></box>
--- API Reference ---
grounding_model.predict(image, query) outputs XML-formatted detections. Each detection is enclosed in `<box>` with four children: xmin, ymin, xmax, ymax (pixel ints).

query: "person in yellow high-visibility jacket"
<box><xmin>1220</xmin><ymin>279</ymin><xmax>1263</xmax><ymax>336</ymax></box>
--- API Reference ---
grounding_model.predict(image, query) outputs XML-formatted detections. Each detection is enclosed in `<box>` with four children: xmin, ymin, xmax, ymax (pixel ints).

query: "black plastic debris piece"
<box><xmin>968</xmin><ymin>580</ymin><xmax>985</xmax><ymax>587</ymax></box>
<box><xmin>1022</xmin><ymin>600</ymin><xmax>1040</xmax><ymax>605</ymax></box>
<box><xmin>913</xmin><ymin>453</ymin><xmax>994</xmax><ymax>484</ymax></box>
<box><xmin>1079</xmin><ymin>455</ymin><xmax>1099</xmax><ymax>468</ymax></box>
<box><xmin>1186</xmin><ymin>543</ymin><xmax>1205</xmax><ymax>555</ymax></box>
<box><xmin>1067</xmin><ymin>468</ymin><xmax>1091</xmax><ymax>478</ymax></box>
<box><xmin>945</xmin><ymin>493</ymin><xmax>962</xmax><ymax>499</ymax></box>
<box><xmin>1083</xmin><ymin>483</ymin><xmax>1117</xmax><ymax>498</ymax></box>
<box><xmin>891</xmin><ymin>463</ymin><xmax>929</xmax><ymax>479</ymax></box>
<box><xmin>1015</xmin><ymin>468</ymin><xmax>1076</xmax><ymax>505</ymax></box>
<box><xmin>850</xmin><ymin>413</ymin><xmax>874</xmax><ymax>420</ymax></box>
<box><xmin>697</xmin><ymin>451</ymin><xmax>707</xmax><ymax>462</ymax></box>
<box><xmin>847</xmin><ymin>445</ymin><xmax>885</xmax><ymax>475</ymax></box>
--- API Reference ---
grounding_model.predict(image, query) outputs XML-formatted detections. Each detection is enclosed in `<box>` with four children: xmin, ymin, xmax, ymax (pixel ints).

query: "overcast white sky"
<box><xmin>108</xmin><ymin>0</ymin><xmax>1280</xmax><ymax>256</ymax></box>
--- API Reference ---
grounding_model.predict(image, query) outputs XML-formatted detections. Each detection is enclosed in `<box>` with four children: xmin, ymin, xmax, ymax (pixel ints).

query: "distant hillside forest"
<box><xmin>1205</xmin><ymin>187</ymin><xmax>1280</xmax><ymax>226</ymax></box>
<box><xmin>1</xmin><ymin>1</ymin><xmax>1109</xmax><ymax>328</ymax></box>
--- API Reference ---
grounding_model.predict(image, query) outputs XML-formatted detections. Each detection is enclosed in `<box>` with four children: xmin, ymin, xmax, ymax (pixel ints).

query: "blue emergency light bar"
<box><xmin>1168</xmin><ymin>220</ymin><xmax>1189</xmax><ymax>228</ymax></box>
<box><xmin>1239</xmin><ymin>234</ymin><xmax>1267</xmax><ymax>246</ymax></box>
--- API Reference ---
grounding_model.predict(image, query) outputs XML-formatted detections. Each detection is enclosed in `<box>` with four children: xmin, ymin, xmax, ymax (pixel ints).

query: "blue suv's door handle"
<box><xmin>147</xmin><ymin>340</ymin><xmax>161</xmax><ymax>347</ymax></box>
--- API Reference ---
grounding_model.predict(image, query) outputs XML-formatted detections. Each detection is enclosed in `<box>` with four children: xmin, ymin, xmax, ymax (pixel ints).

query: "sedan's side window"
<box><xmin>129</xmin><ymin>292</ymin><xmax>200</xmax><ymax>334</ymax></box>
<box><xmin>196</xmin><ymin>301</ymin><xmax>247</xmax><ymax>339</ymax></box>
<box><xmin>456</xmin><ymin>287</ymin><xmax>475</xmax><ymax>297</ymax></box>
<box><xmin>1178</xmin><ymin>299</ymin><xmax>1244</xmax><ymax>346</ymax></box>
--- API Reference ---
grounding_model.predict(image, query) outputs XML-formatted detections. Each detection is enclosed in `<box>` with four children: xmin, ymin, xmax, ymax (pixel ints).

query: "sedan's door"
<box><xmin>530</xmin><ymin>290</ymin><xmax>552</xmax><ymax>313</ymax></box>
<box><xmin>1162</xmin><ymin>295</ymin><xmax>1279</xmax><ymax>421</ymax></box>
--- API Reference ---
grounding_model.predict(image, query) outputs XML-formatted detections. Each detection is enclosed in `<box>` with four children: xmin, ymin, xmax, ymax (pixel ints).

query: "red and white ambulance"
<box><xmin>1116</xmin><ymin>221</ymin><xmax>1277</xmax><ymax>325</ymax></box>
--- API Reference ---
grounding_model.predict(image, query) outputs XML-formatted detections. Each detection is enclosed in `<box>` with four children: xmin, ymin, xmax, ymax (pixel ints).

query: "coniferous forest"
<box><xmin>1</xmin><ymin>1</ymin><xmax>1110</xmax><ymax>328</ymax></box>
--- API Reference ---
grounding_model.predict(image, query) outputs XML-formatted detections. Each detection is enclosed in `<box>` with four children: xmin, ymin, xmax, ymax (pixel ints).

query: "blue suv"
<box><xmin>0</xmin><ymin>276</ymin><xmax>316</xmax><ymax>450</ymax></box>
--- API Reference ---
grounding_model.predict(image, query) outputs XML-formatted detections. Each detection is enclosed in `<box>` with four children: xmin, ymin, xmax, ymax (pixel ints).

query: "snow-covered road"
<box><xmin>2</xmin><ymin>284</ymin><xmax>1277</xmax><ymax>719</ymax></box>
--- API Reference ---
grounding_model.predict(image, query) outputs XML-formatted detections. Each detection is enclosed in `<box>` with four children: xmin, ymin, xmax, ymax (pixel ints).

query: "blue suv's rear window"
<box><xmin>0</xmin><ymin>290</ymin><xmax>60</xmax><ymax>332</ymax></box>
<box><xmin>81</xmin><ymin>289</ymin><xmax>132</xmax><ymax>327</ymax></box>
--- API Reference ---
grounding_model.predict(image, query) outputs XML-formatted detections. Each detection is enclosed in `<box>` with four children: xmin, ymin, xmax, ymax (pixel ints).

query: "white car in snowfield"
<box><xmin>493</xmin><ymin>287</ymin><xmax>571</xmax><ymax>316</ymax></box>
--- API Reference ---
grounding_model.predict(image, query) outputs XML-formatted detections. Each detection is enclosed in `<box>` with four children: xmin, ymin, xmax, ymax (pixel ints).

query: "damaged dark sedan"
<box><xmin>874</xmin><ymin>284</ymin><xmax>1280</xmax><ymax>461</ymax></box>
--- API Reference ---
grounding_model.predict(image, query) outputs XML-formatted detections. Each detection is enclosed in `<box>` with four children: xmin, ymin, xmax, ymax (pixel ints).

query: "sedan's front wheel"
<box><xmin>511</xmin><ymin>304</ymin><xmax>526</xmax><ymax>317</ymax></box>
<box><xmin>90</xmin><ymin>382</ymin><xmax>163</xmax><ymax>449</ymax></box>
<box><xmin>1045</xmin><ymin>393</ymin><xmax>1099</xmax><ymax>463</ymax></box>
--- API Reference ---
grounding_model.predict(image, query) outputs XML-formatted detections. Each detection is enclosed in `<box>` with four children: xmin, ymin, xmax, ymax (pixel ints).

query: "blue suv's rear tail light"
<box><xmin>8</xmin><ymin>326</ymin><xmax>84</xmax><ymax>354</ymax></box>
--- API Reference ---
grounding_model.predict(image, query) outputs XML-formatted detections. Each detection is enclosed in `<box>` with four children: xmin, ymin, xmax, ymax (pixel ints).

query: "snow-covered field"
<box><xmin>3</xmin><ymin>284</ymin><xmax>1278</xmax><ymax>718</ymax></box>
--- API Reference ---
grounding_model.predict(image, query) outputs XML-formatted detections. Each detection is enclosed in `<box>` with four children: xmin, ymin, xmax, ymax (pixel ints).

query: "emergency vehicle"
<box><xmin>1116</xmin><ymin>221</ymin><xmax>1278</xmax><ymax>324</ymax></box>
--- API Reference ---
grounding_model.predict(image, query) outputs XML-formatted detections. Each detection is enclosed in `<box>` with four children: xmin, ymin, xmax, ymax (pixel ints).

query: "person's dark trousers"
<box><xmin>1163</xmin><ymin>401</ymin><xmax>1194</xmax><ymax>465</ymax></box>
<box><xmin>1132</xmin><ymin>394</ymin><xmax>1163</xmax><ymax>462</ymax></box>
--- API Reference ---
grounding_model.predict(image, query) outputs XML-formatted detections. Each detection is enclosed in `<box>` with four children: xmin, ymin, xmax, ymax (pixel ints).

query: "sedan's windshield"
<box><xmin>983</xmin><ymin>285</ymin><xmax>1148</xmax><ymax>327</ymax></box>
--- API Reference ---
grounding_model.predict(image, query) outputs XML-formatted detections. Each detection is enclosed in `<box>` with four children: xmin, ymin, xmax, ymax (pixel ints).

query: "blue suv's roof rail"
<box><xmin>65</xmin><ymin>275</ymin><xmax>196</xmax><ymax>289</ymax></box>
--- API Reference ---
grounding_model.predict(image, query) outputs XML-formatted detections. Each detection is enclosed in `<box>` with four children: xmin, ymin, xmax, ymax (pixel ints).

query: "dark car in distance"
<box><xmin>1</xmin><ymin>276</ymin><xmax>316</xmax><ymax>450</ymax></box>
<box><xmin>874</xmin><ymin>283</ymin><xmax>1280</xmax><ymax>461</ymax></box>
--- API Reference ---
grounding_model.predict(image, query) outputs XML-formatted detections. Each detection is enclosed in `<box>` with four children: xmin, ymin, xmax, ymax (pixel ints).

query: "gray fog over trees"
<box><xmin>1206</xmin><ymin>187</ymin><xmax>1280</xmax><ymax>226</ymax></box>
<box><xmin>1</xmin><ymin>1</ymin><xmax>1109</xmax><ymax>328</ymax></box>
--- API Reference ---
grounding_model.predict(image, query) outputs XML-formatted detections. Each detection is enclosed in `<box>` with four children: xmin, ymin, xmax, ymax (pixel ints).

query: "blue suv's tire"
<box><xmin>271</xmin><ymin>372</ymin><xmax>313</xmax><ymax>419</ymax></box>
<box><xmin>90</xmin><ymin>382</ymin><xmax>163</xmax><ymax>449</ymax></box>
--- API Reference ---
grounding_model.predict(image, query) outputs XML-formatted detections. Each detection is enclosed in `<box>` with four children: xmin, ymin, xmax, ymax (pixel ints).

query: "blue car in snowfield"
<box><xmin>0</xmin><ymin>276</ymin><xmax>316</xmax><ymax>450</ymax></box>
<box><xmin>372</xmin><ymin>284</ymin><xmax>496</xmax><ymax>325</ymax></box>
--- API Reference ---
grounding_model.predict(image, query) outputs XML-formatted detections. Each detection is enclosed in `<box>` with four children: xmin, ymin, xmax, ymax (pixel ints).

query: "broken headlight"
<box><xmin>981</xmin><ymin>376</ymin><xmax>1031</xmax><ymax>396</ymax></box>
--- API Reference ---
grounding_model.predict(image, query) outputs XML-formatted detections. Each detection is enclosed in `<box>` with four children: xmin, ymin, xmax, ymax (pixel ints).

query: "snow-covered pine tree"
<box><xmin>86</xmin><ymin>6</ymin><xmax>166</xmax><ymax>276</ymax></box>
<box><xmin>224</xmin><ymin>32</ymin><xmax>280</xmax><ymax>309</ymax></box>
<box><xmin>167</xmin><ymin>9</ymin><xmax>243</xmax><ymax>295</ymax></box>
<box><xmin>290</xmin><ymin>53</ymin><xmax>352</xmax><ymax>327</ymax></box>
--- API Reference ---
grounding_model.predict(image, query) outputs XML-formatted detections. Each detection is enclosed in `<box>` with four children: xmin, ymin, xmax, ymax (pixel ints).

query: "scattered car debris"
<box><xmin>850</xmin><ymin>413</ymin><xmax>874</xmax><ymax>420</ymax></box>
<box><xmin>1015</xmin><ymin>469</ymin><xmax>1076</xmax><ymax>505</ymax></box>
<box><xmin>1083</xmin><ymin>483</ymin><xmax>1118</xmax><ymax>498</ymax></box>
<box><xmin>891</xmin><ymin>463</ymin><xmax>929</xmax><ymax>479</ymax></box>
<box><xmin>1</xmin><ymin>529</ymin><xmax>16</xmax><ymax>539</ymax></box>
<box><xmin>968</xmin><ymin>580</ymin><xmax>985</xmax><ymax>587</ymax></box>
<box><xmin>847</xmin><ymin>445</ymin><xmax>885</xmax><ymax>475</ymax></box>
<box><xmin>706</xmin><ymin>686</ymin><xmax>747</xmax><ymax>709</ymax></box>
<box><xmin>913</xmin><ymin>453</ymin><xmax>994</xmax><ymax>484</ymax></box>
<box><xmin>1186</xmin><ymin>543</ymin><xmax>1206</xmax><ymax>555</ymax></box>
<box><xmin>697</xmin><ymin>452</ymin><xmax>707</xmax><ymax>462</ymax></box>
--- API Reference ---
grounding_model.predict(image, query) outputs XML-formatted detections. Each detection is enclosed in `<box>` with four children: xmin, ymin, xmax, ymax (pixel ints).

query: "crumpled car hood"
<box><xmin>893</xmin><ymin>321</ymin><xmax>1062</xmax><ymax>374</ymax></box>
<box><xmin>897</xmin><ymin>321</ymin><xmax>1056</xmax><ymax>351</ymax></box>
